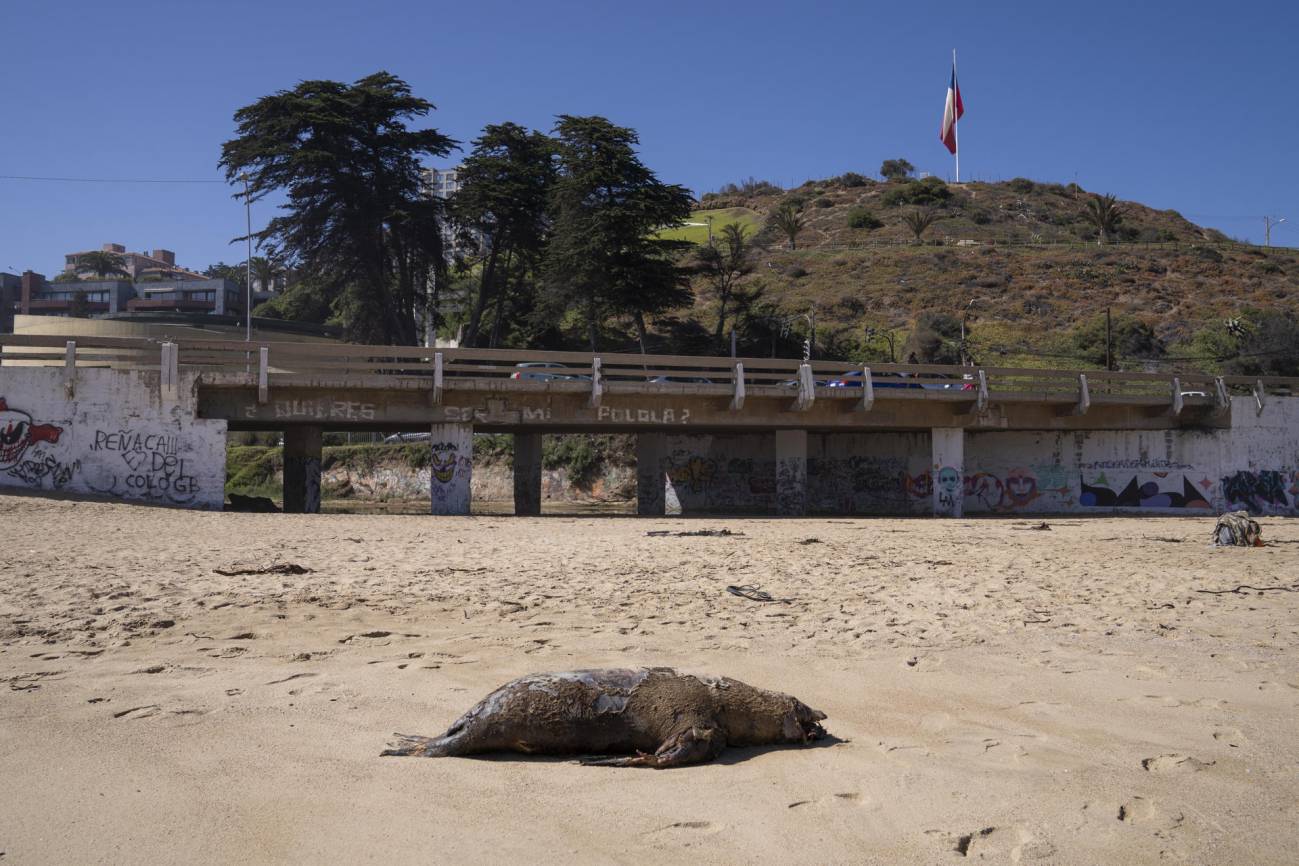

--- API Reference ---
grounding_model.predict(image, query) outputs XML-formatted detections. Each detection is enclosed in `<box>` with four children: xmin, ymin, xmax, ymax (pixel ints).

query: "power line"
<box><xmin>0</xmin><ymin>174</ymin><xmax>228</xmax><ymax>185</ymax></box>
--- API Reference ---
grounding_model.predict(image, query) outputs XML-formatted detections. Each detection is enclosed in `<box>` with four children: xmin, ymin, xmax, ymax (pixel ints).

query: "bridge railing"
<box><xmin>2</xmin><ymin>334</ymin><xmax>1296</xmax><ymax>406</ymax></box>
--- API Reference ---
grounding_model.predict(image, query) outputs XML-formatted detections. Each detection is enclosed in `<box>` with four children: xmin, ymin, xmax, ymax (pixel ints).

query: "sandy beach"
<box><xmin>1</xmin><ymin>493</ymin><xmax>1297</xmax><ymax>865</ymax></box>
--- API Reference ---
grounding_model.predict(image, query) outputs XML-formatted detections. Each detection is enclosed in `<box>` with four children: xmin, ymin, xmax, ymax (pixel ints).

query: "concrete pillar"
<box><xmin>430</xmin><ymin>423</ymin><xmax>473</xmax><ymax>515</ymax></box>
<box><xmin>636</xmin><ymin>433</ymin><xmax>666</xmax><ymax>516</ymax></box>
<box><xmin>513</xmin><ymin>432</ymin><xmax>543</xmax><ymax>516</ymax></box>
<box><xmin>931</xmin><ymin>427</ymin><xmax>965</xmax><ymax>517</ymax></box>
<box><xmin>775</xmin><ymin>429</ymin><xmax>808</xmax><ymax>516</ymax></box>
<box><xmin>283</xmin><ymin>426</ymin><xmax>322</xmax><ymax>514</ymax></box>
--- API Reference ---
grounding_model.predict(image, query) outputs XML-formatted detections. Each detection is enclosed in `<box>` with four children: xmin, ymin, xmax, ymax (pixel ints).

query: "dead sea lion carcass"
<box><xmin>381</xmin><ymin>667</ymin><xmax>828</xmax><ymax>768</ymax></box>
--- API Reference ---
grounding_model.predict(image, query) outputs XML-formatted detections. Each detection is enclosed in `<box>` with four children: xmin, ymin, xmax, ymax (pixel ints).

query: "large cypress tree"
<box><xmin>219</xmin><ymin>72</ymin><xmax>456</xmax><ymax>344</ymax></box>
<box><xmin>450</xmin><ymin>123</ymin><xmax>555</xmax><ymax>347</ymax></box>
<box><xmin>542</xmin><ymin>115</ymin><xmax>693</xmax><ymax>352</ymax></box>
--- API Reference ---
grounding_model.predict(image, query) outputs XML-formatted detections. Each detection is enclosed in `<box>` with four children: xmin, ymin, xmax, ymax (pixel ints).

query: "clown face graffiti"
<box><xmin>1004</xmin><ymin>467</ymin><xmax>1040</xmax><ymax>508</ymax></box>
<box><xmin>430</xmin><ymin>441</ymin><xmax>460</xmax><ymax>484</ymax></box>
<box><xmin>0</xmin><ymin>398</ymin><xmax>63</xmax><ymax>470</ymax></box>
<box><xmin>937</xmin><ymin>466</ymin><xmax>961</xmax><ymax>494</ymax></box>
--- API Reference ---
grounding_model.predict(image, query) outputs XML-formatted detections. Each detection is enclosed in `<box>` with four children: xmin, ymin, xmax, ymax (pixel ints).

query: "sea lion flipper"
<box><xmin>381</xmin><ymin>733</ymin><xmax>446</xmax><ymax>757</ymax></box>
<box><xmin>648</xmin><ymin>724</ymin><xmax>727</xmax><ymax>768</ymax></box>
<box><xmin>578</xmin><ymin>753</ymin><xmax>653</xmax><ymax>768</ymax></box>
<box><xmin>581</xmin><ymin>726</ymin><xmax>726</xmax><ymax>769</ymax></box>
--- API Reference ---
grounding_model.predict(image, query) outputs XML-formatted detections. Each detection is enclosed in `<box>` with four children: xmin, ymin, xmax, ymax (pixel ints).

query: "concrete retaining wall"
<box><xmin>659</xmin><ymin>397</ymin><xmax>1299</xmax><ymax>516</ymax></box>
<box><xmin>0</xmin><ymin>368</ymin><xmax>227</xmax><ymax>508</ymax></box>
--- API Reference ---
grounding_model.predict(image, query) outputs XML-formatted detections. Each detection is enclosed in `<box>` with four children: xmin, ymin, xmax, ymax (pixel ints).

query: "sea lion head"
<box><xmin>782</xmin><ymin>697</ymin><xmax>828</xmax><ymax>743</ymax></box>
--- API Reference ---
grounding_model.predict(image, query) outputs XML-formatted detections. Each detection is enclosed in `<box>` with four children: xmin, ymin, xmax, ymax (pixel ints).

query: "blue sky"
<box><xmin>3</xmin><ymin>0</ymin><xmax>1296</xmax><ymax>276</ymax></box>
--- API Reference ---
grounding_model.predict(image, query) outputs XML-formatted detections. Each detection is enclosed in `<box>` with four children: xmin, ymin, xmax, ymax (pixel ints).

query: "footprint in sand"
<box><xmin>338</xmin><ymin>631</ymin><xmax>420</xmax><ymax>647</ymax></box>
<box><xmin>787</xmin><ymin>792</ymin><xmax>875</xmax><ymax>811</ymax></box>
<box><xmin>113</xmin><ymin>705</ymin><xmax>160</xmax><ymax>720</ymax></box>
<box><xmin>1118</xmin><ymin>796</ymin><xmax>1184</xmax><ymax>830</ymax></box>
<box><xmin>948</xmin><ymin>825</ymin><xmax>1054</xmax><ymax>862</ymax></box>
<box><xmin>1141</xmin><ymin>754</ymin><xmax>1214</xmax><ymax>773</ymax></box>
<box><xmin>1212</xmin><ymin>727</ymin><xmax>1246</xmax><ymax>747</ymax></box>
<box><xmin>642</xmin><ymin>821</ymin><xmax>721</xmax><ymax>845</ymax></box>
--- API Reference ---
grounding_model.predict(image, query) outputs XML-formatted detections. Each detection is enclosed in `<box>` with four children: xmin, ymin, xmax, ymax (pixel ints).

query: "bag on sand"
<box><xmin>1213</xmin><ymin>511</ymin><xmax>1263</xmax><ymax>547</ymax></box>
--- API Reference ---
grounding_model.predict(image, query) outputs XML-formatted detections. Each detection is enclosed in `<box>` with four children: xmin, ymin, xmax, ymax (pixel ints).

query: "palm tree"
<box><xmin>74</xmin><ymin>251</ymin><xmax>129</xmax><ymax>280</ymax></box>
<box><xmin>770</xmin><ymin>203</ymin><xmax>805</xmax><ymax>250</ymax></box>
<box><xmin>1085</xmin><ymin>193</ymin><xmax>1125</xmax><ymax>245</ymax></box>
<box><xmin>248</xmin><ymin>256</ymin><xmax>284</xmax><ymax>293</ymax></box>
<box><xmin>902</xmin><ymin>208</ymin><xmax>940</xmax><ymax>243</ymax></box>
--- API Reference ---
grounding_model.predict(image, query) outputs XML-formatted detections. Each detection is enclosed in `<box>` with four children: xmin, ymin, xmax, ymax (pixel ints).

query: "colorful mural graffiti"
<box><xmin>1079</xmin><ymin>473</ymin><xmax>1211</xmax><ymax>509</ymax></box>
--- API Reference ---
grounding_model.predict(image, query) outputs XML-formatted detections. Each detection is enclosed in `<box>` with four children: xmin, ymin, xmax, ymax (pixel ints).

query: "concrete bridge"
<box><xmin>2</xmin><ymin>334</ymin><xmax>1297</xmax><ymax>518</ymax></box>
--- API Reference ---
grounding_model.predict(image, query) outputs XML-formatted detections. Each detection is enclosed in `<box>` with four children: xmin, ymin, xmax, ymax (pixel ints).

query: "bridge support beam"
<box><xmin>775</xmin><ymin>429</ymin><xmax>808</xmax><ymax>516</ymax></box>
<box><xmin>931</xmin><ymin>427</ymin><xmax>964</xmax><ymax>518</ymax></box>
<box><xmin>636</xmin><ymin>433</ymin><xmax>666</xmax><ymax>516</ymax></box>
<box><xmin>283</xmin><ymin>426</ymin><xmax>322</xmax><ymax>514</ymax></box>
<box><xmin>430</xmin><ymin>422</ymin><xmax>473</xmax><ymax>515</ymax></box>
<box><xmin>513</xmin><ymin>432</ymin><xmax>543</xmax><ymax>516</ymax></box>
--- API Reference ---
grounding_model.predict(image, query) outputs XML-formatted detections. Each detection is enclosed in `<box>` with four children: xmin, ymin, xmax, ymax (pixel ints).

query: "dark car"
<box><xmin>510</xmin><ymin>362</ymin><xmax>592</xmax><ymax>382</ymax></box>
<box><xmin>826</xmin><ymin>370</ymin><xmax>921</xmax><ymax>389</ymax></box>
<box><xmin>648</xmin><ymin>375</ymin><xmax>713</xmax><ymax>384</ymax></box>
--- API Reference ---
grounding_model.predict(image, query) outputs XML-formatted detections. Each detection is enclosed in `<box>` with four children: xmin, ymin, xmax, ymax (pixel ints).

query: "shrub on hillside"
<box><xmin>1007</xmin><ymin>177</ymin><xmax>1036</xmax><ymax>193</ymax></box>
<box><xmin>785</xmin><ymin>265</ymin><xmax>809</xmax><ymax>278</ymax></box>
<box><xmin>881</xmin><ymin>176</ymin><xmax>952</xmax><ymax>208</ymax></box>
<box><xmin>716</xmin><ymin>177</ymin><xmax>782</xmax><ymax>197</ymax></box>
<box><xmin>1215</xmin><ymin>310</ymin><xmax>1299</xmax><ymax>377</ymax></box>
<box><xmin>847</xmin><ymin>208</ymin><xmax>883</xmax><ymax>230</ymax></box>
<box><xmin>902</xmin><ymin>312</ymin><xmax>963</xmax><ymax>365</ymax></box>
<box><xmin>880</xmin><ymin>159</ymin><xmax>915</xmax><ymax>181</ymax></box>
<box><xmin>836</xmin><ymin>171</ymin><xmax>869</xmax><ymax>188</ymax></box>
<box><xmin>814</xmin><ymin>197</ymin><xmax>834</xmax><ymax>208</ymax></box>
<box><xmin>1068</xmin><ymin>314</ymin><xmax>1165</xmax><ymax>367</ymax></box>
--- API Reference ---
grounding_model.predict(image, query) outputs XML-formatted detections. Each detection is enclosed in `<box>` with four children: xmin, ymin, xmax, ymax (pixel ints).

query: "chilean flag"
<box><xmin>939</xmin><ymin>64</ymin><xmax>964</xmax><ymax>155</ymax></box>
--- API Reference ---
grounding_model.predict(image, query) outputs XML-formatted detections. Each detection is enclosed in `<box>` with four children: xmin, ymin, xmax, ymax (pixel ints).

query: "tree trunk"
<box><xmin>488</xmin><ymin>248</ymin><xmax>514</xmax><ymax>349</ymax></box>
<box><xmin>465</xmin><ymin>231</ymin><xmax>503</xmax><ymax>347</ymax></box>
<box><xmin>634</xmin><ymin>310</ymin><xmax>649</xmax><ymax>356</ymax></box>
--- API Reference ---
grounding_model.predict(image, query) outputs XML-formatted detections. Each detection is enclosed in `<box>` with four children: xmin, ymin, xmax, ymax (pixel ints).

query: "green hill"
<box><xmin>677</xmin><ymin>174</ymin><xmax>1299</xmax><ymax>369</ymax></box>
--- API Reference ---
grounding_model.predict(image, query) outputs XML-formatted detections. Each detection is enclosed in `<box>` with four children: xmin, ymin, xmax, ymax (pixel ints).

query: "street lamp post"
<box><xmin>242</xmin><ymin>173</ymin><xmax>253</xmax><ymax>341</ymax></box>
<box><xmin>1264</xmin><ymin>215</ymin><xmax>1286</xmax><ymax>248</ymax></box>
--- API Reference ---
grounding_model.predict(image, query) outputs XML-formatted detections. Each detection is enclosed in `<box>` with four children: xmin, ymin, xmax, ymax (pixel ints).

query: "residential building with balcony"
<box><xmin>63</xmin><ymin>243</ymin><xmax>206</xmax><ymax>281</ymax></box>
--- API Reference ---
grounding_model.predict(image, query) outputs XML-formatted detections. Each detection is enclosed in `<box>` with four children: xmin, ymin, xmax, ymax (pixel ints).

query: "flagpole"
<box><xmin>953</xmin><ymin>48</ymin><xmax>959</xmax><ymax>183</ymax></box>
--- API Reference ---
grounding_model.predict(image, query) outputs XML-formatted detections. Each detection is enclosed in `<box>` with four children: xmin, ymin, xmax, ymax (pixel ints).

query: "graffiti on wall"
<box><xmin>1220</xmin><ymin>470</ymin><xmax>1298</xmax><ymax>515</ymax></box>
<box><xmin>935</xmin><ymin>466</ymin><xmax>961</xmax><ymax>512</ymax></box>
<box><xmin>0</xmin><ymin>398</ymin><xmax>77</xmax><ymax>490</ymax></box>
<box><xmin>668</xmin><ymin>455</ymin><xmax>716</xmax><ymax>494</ymax></box>
<box><xmin>903</xmin><ymin>470</ymin><xmax>932</xmax><ymax>500</ymax></box>
<box><xmin>962</xmin><ymin>467</ymin><xmax>1070</xmax><ymax>511</ymax></box>
<box><xmin>429</xmin><ymin>438</ymin><xmax>472</xmax><ymax>512</ymax></box>
<box><xmin>1078</xmin><ymin>473</ymin><xmax>1212</xmax><ymax>509</ymax></box>
<box><xmin>88</xmin><ymin>428</ymin><xmax>202</xmax><ymax>504</ymax></box>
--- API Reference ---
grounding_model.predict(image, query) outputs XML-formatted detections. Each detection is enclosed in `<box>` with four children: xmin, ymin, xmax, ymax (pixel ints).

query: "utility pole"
<box><xmin>1264</xmin><ymin>215</ymin><xmax>1286</xmax><ymax>247</ymax></box>
<box><xmin>1105</xmin><ymin>307</ymin><xmax>1113</xmax><ymax>371</ymax></box>
<box><xmin>960</xmin><ymin>298</ymin><xmax>975</xmax><ymax>365</ymax></box>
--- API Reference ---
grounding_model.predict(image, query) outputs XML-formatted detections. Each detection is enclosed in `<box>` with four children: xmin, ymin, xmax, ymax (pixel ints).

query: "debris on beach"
<box><xmin>213</xmin><ymin>561</ymin><xmax>314</xmax><ymax>576</ymax></box>
<box><xmin>726</xmin><ymin>584</ymin><xmax>785</xmax><ymax>603</ymax></box>
<box><xmin>1012</xmin><ymin>522</ymin><xmax>1051</xmax><ymax>531</ymax></box>
<box><xmin>797</xmin><ymin>537</ymin><xmax>822</xmax><ymax>545</ymax></box>
<box><xmin>1212</xmin><ymin>511</ymin><xmax>1263</xmax><ymax>547</ymax></box>
<box><xmin>225</xmin><ymin>494</ymin><xmax>280</xmax><ymax>513</ymax></box>
<box><xmin>646</xmin><ymin>528</ymin><xmax>744</xmax><ymax>538</ymax></box>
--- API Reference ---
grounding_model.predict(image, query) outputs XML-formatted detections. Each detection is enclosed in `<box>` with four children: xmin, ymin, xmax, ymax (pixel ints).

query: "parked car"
<box><xmin>648</xmin><ymin>375</ymin><xmax>713</xmax><ymax>384</ymax></box>
<box><xmin>510</xmin><ymin>362</ymin><xmax>591</xmax><ymax>382</ymax></box>
<box><xmin>826</xmin><ymin>370</ymin><xmax>921</xmax><ymax>390</ymax></box>
<box><xmin>384</xmin><ymin>432</ymin><xmax>432</xmax><ymax>443</ymax></box>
